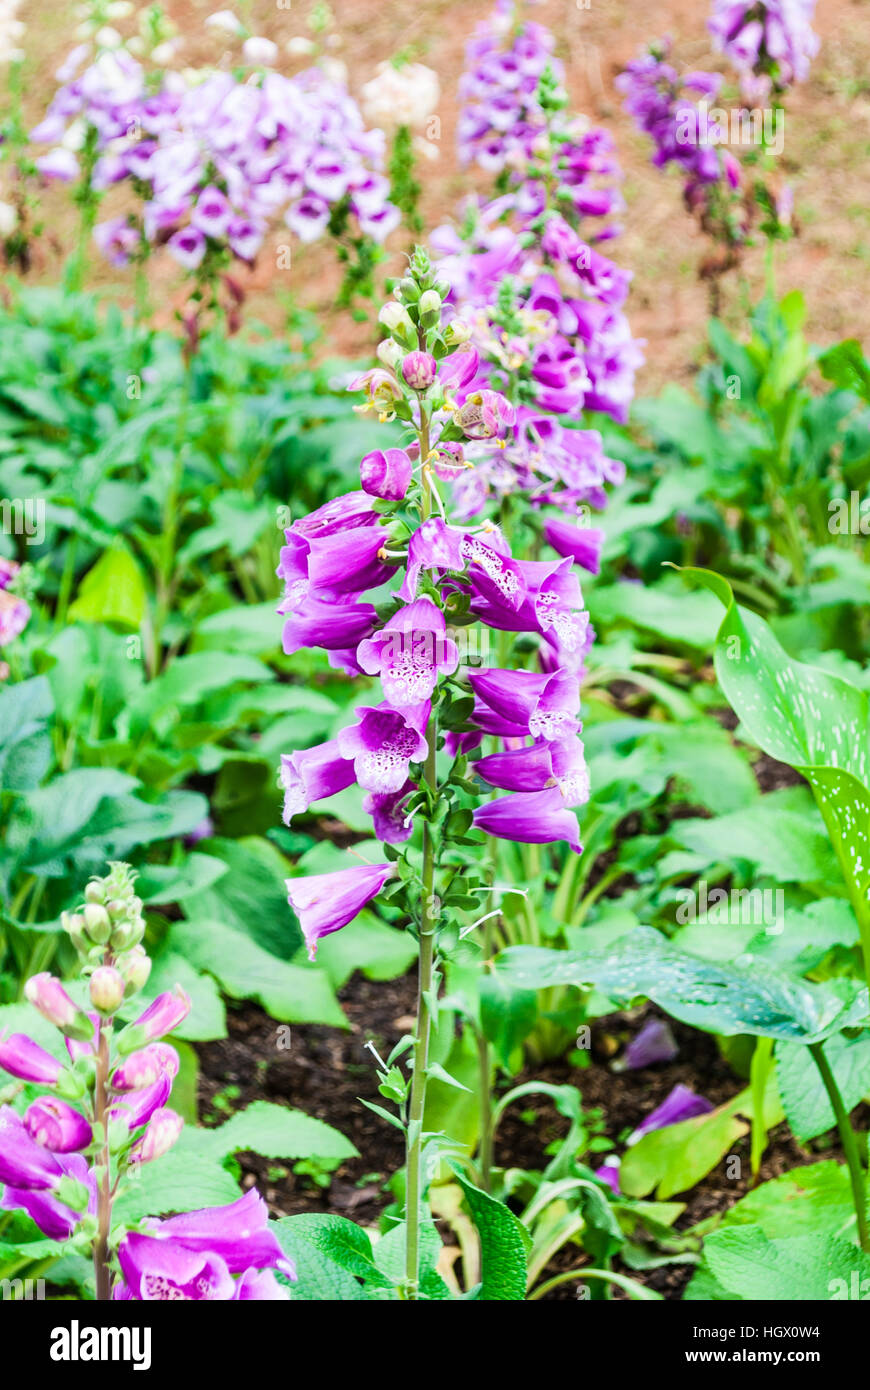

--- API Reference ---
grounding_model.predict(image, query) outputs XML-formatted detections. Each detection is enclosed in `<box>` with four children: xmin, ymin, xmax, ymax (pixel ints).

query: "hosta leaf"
<box><xmin>680</xmin><ymin>567</ymin><xmax>870</xmax><ymax>954</ymax></box>
<box><xmin>777</xmin><ymin>1032</ymin><xmax>870</xmax><ymax>1142</ymax></box>
<box><xmin>497</xmin><ymin>928</ymin><xmax>869</xmax><ymax>1043</ymax></box>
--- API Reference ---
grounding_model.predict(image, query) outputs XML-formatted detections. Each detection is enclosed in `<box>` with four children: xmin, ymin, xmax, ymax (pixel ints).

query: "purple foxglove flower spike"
<box><xmin>357</xmin><ymin>598</ymin><xmax>460</xmax><ymax>706</ymax></box>
<box><xmin>472</xmin><ymin>788</ymin><xmax>582</xmax><ymax>852</ymax></box>
<box><xmin>24</xmin><ymin>1098</ymin><xmax>93</xmax><ymax>1154</ymax></box>
<box><xmin>338</xmin><ymin>702</ymin><xmax>430</xmax><ymax>794</ymax></box>
<box><xmin>0</xmin><ymin>1032</ymin><xmax>63</xmax><ymax>1085</ymax></box>
<box><xmin>286</xmin><ymin>862</ymin><xmax>395</xmax><ymax>960</ymax></box>
<box><xmin>280</xmin><ymin>739</ymin><xmax>356</xmax><ymax>823</ymax></box>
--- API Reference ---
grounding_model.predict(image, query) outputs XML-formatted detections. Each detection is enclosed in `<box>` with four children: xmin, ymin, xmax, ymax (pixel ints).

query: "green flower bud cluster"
<box><xmin>61</xmin><ymin>862</ymin><xmax>151</xmax><ymax>1004</ymax></box>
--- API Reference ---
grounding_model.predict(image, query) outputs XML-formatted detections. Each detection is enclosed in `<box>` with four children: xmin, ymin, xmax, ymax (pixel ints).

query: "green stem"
<box><xmin>749</xmin><ymin>1036</ymin><xmax>773</xmax><ymax>1181</ymax></box>
<box><xmin>404</xmin><ymin>401</ymin><xmax>439</xmax><ymax>1299</ymax></box>
<box><xmin>809</xmin><ymin>1041</ymin><xmax>869</xmax><ymax>1253</ymax></box>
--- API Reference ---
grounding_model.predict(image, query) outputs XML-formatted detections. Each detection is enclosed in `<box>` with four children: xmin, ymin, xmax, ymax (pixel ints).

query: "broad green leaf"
<box><xmin>497</xmin><ymin>927</ymin><xmax>869</xmax><ymax>1043</ymax></box>
<box><xmin>372</xmin><ymin>1220</ymin><xmax>451</xmax><ymax>1299</ymax></box>
<box><xmin>68</xmin><ymin>541</ymin><xmax>147</xmax><ymax>630</ymax></box>
<box><xmin>192</xmin><ymin>836</ymin><xmax>303</xmax><ymax>960</ymax></box>
<box><xmin>280</xmin><ymin>1214</ymin><xmax>391</xmax><ymax>1288</ymax></box>
<box><xmin>113</xmin><ymin>1148</ymin><xmax>242</xmax><ymax>1224</ymax></box>
<box><xmin>670</xmin><ymin>791</ymin><xmax>838</xmax><ymax>885</ymax></box>
<box><xmin>451</xmin><ymin>1166</ymin><xmax>528</xmax><ymax>1300</ymax></box>
<box><xmin>274</xmin><ymin>1222</ymin><xmax>371</xmax><ymax>1300</ymax></box>
<box><xmin>698</xmin><ymin>1229</ymin><xmax>870</xmax><ymax>1301</ymax></box>
<box><xmin>703</xmin><ymin>1160</ymin><xmax>866</xmax><ymax>1242</ymax></box>
<box><xmin>777</xmin><ymin>1032</ymin><xmax>870</xmax><ymax>1142</ymax></box>
<box><xmin>680</xmin><ymin>567</ymin><xmax>870</xmax><ymax>961</ymax></box>
<box><xmin>479</xmin><ymin>972</ymin><xmax>538</xmax><ymax>1070</ymax></box>
<box><xmin>186</xmin><ymin>1100</ymin><xmax>356</xmax><ymax>1165</ymax></box>
<box><xmin>316</xmin><ymin>911</ymin><xmax>417</xmax><ymax>989</ymax></box>
<box><xmin>169</xmin><ymin>917</ymin><xmax>344</xmax><ymax>1027</ymax></box>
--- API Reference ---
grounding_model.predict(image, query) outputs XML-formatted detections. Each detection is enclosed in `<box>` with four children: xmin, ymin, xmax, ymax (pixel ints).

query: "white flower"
<box><xmin>94</xmin><ymin>26</ymin><xmax>122</xmax><ymax>49</ymax></box>
<box><xmin>61</xmin><ymin>119</ymin><xmax>86</xmax><ymax>152</ymax></box>
<box><xmin>242</xmin><ymin>35</ymin><xmax>278</xmax><ymax>67</ymax></box>
<box><xmin>320</xmin><ymin>56</ymin><xmax>347</xmax><ymax>86</ymax></box>
<box><xmin>286</xmin><ymin>36</ymin><xmax>316</xmax><ymax>57</ymax></box>
<box><xmin>360</xmin><ymin>61</ymin><xmax>440</xmax><ymax>132</ymax></box>
<box><xmin>151</xmin><ymin>39</ymin><xmax>181</xmax><ymax>66</ymax></box>
<box><xmin>205</xmin><ymin>10</ymin><xmax>244</xmax><ymax>36</ymax></box>
<box><xmin>0</xmin><ymin>200</ymin><xmax>18</xmax><ymax>239</ymax></box>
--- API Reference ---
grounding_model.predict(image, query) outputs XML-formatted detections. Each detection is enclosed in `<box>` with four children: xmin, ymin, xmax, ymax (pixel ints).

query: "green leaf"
<box><xmin>679</xmin><ymin>567</ymin><xmax>870</xmax><ymax>956</ymax></box>
<box><xmin>698</xmin><ymin>1229</ymin><xmax>870</xmax><ymax>1301</ymax></box>
<box><xmin>68</xmin><ymin>541</ymin><xmax>147</xmax><ymax>630</ymax></box>
<box><xmin>186</xmin><ymin>1100</ymin><xmax>357</xmax><ymax>1164</ymax></box>
<box><xmin>451</xmin><ymin>1165</ymin><xmax>528</xmax><ymax>1300</ymax></box>
<box><xmin>282</xmin><ymin>1214</ymin><xmax>392</xmax><ymax>1287</ymax></box>
<box><xmin>169</xmin><ymin>916</ymin><xmax>344</xmax><ymax>1026</ymax></box>
<box><xmin>274</xmin><ymin>1222</ymin><xmax>371</xmax><ymax>1300</ymax></box>
<box><xmin>497</xmin><ymin>927</ymin><xmax>869</xmax><ymax>1043</ymax></box>
<box><xmin>621</xmin><ymin>1099</ymin><xmax>749</xmax><ymax>1200</ymax></box>
<box><xmin>113</xmin><ymin>1148</ymin><xmax>242</xmax><ymax>1224</ymax></box>
<box><xmin>315</xmin><ymin>911</ymin><xmax>417</xmax><ymax>989</ymax></box>
<box><xmin>777</xmin><ymin>1032</ymin><xmax>870</xmax><ymax>1142</ymax></box>
<box><xmin>479</xmin><ymin>972</ymin><xmax>538</xmax><ymax>1070</ymax></box>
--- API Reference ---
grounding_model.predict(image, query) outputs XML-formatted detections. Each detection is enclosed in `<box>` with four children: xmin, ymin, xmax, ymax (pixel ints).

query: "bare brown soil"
<box><xmin>14</xmin><ymin>0</ymin><xmax>870</xmax><ymax>388</ymax></box>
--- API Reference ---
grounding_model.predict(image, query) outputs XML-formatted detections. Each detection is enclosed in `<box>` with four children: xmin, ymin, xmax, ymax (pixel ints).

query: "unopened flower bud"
<box><xmin>418</xmin><ymin>289</ymin><xmax>442</xmax><ymax>327</ymax></box>
<box><xmin>129</xmin><ymin>1108</ymin><xmax>184</xmax><ymax>1164</ymax></box>
<box><xmin>121</xmin><ymin>947</ymin><xmax>152</xmax><ymax>997</ymax></box>
<box><xmin>106</xmin><ymin>899</ymin><xmax>128</xmax><ymax>921</ymax></box>
<box><xmin>25</xmin><ymin>1097</ymin><xmax>92</xmax><ymax>1153</ymax></box>
<box><xmin>83</xmin><ymin>903</ymin><xmax>112</xmax><ymax>944</ymax></box>
<box><xmin>25</xmin><ymin>974</ymin><xmax>94</xmax><ymax>1040</ymax></box>
<box><xmin>110</xmin><ymin>917</ymin><xmax>143</xmax><ymax>951</ymax></box>
<box><xmin>84</xmin><ymin>881</ymin><xmax>106</xmax><ymax>905</ymax></box>
<box><xmin>401</xmin><ymin>351</ymin><xmax>437</xmax><ymax>391</ymax></box>
<box><xmin>360</xmin><ymin>447</ymin><xmax>414</xmax><ymax>501</ymax></box>
<box><xmin>376</xmin><ymin>337</ymin><xmax>404</xmax><ymax>370</ymax></box>
<box><xmin>378</xmin><ymin>301</ymin><xmax>416</xmax><ymax>348</ymax></box>
<box><xmin>89</xmin><ymin>966</ymin><xmax>125</xmax><ymax>1015</ymax></box>
<box><xmin>444</xmin><ymin>318</ymin><xmax>472</xmax><ymax>347</ymax></box>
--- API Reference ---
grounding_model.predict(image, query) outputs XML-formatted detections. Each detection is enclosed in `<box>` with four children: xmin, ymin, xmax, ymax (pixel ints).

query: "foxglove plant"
<box><xmin>30</xmin><ymin>29</ymin><xmax>399</xmax><ymax>311</ymax></box>
<box><xmin>278</xmin><ymin>246</ymin><xmax>591</xmax><ymax>1294</ymax></box>
<box><xmin>709</xmin><ymin>0</ymin><xmax>819</xmax><ymax>100</ymax></box>
<box><xmin>433</xmin><ymin>0</ymin><xmax>641</xmax><ymax>594</ymax></box>
<box><xmin>0</xmin><ymin>863</ymin><xmax>294</xmax><ymax>1300</ymax></box>
<box><xmin>616</xmin><ymin>40</ymin><xmax>747</xmax><ymax>259</ymax></box>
